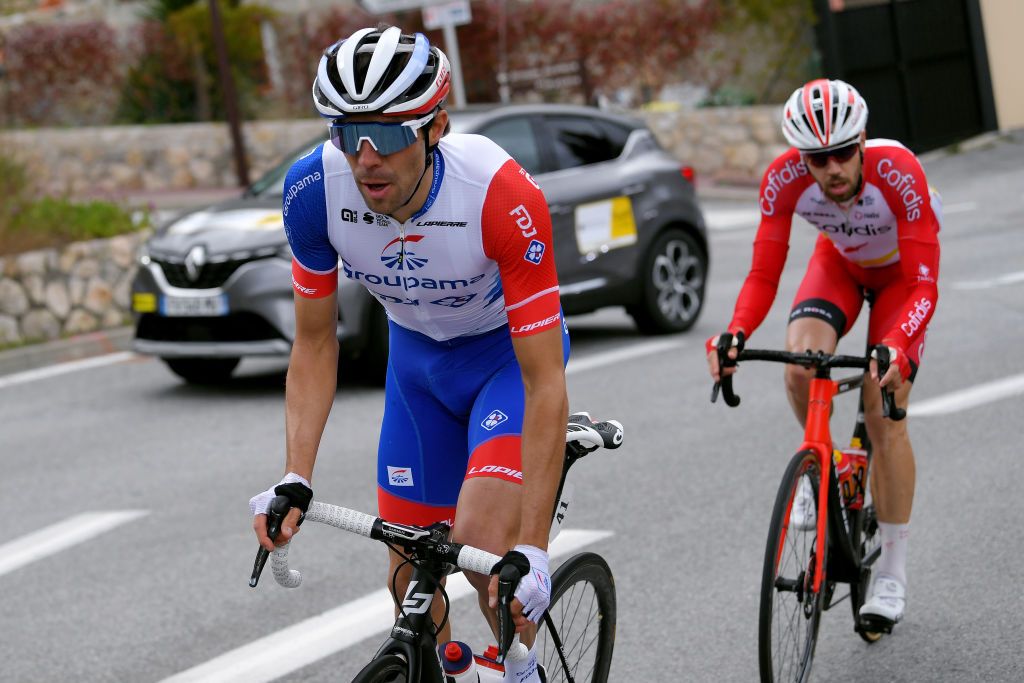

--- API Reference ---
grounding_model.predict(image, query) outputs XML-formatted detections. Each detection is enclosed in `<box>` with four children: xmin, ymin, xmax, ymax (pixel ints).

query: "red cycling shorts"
<box><xmin>789</xmin><ymin>235</ymin><xmax>925</xmax><ymax>382</ymax></box>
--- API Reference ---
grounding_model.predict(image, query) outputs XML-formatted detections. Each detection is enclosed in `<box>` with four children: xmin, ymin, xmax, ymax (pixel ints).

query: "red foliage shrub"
<box><xmin>2</xmin><ymin>21</ymin><xmax>125</xmax><ymax>126</ymax></box>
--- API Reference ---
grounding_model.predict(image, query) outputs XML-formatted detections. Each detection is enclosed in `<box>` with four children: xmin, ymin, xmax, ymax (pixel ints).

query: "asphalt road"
<box><xmin>2</xmin><ymin>132</ymin><xmax>1023</xmax><ymax>682</ymax></box>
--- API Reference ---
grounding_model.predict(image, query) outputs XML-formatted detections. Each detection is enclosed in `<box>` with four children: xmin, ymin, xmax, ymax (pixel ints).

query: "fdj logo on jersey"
<box><xmin>387</xmin><ymin>466</ymin><xmax>414</xmax><ymax>487</ymax></box>
<box><xmin>524</xmin><ymin>239</ymin><xmax>545</xmax><ymax>264</ymax></box>
<box><xmin>481</xmin><ymin>410</ymin><xmax>509</xmax><ymax>431</ymax></box>
<box><xmin>509</xmin><ymin>205</ymin><xmax>537</xmax><ymax>238</ymax></box>
<box><xmin>380</xmin><ymin>235</ymin><xmax>428</xmax><ymax>270</ymax></box>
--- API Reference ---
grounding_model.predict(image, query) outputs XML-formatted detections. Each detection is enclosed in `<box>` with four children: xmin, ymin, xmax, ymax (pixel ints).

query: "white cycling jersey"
<box><xmin>283</xmin><ymin>133</ymin><xmax>561</xmax><ymax>342</ymax></box>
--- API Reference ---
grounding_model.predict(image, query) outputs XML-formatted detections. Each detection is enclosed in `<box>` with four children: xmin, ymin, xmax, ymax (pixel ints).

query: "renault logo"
<box><xmin>184</xmin><ymin>245</ymin><xmax>207</xmax><ymax>282</ymax></box>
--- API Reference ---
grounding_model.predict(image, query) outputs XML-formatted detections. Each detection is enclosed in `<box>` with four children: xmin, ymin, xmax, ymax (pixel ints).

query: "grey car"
<box><xmin>131</xmin><ymin>104</ymin><xmax>708</xmax><ymax>384</ymax></box>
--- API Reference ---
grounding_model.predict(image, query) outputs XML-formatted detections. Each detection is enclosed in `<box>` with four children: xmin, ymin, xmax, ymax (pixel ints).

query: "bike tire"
<box><xmin>758</xmin><ymin>450</ymin><xmax>826</xmax><ymax>683</ymax></box>
<box><xmin>849</xmin><ymin>503</ymin><xmax>883</xmax><ymax>643</ymax></box>
<box><xmin>538</xmin><ymin>552</ymin><xmax>616</xmax><ymax>683</ymax></box>
<box><xmin>352</xmin><ymin>653</ymin><xmax>410</xmax><ymax>683</ymax></box>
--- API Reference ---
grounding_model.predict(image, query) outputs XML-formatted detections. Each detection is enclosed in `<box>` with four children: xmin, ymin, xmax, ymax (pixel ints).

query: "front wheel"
<box><xmin>538</xmin><ymin>552</ymin><xmax>616</xmax><ymax>683</ymax></box>
<box><xmin>627</xmin><ymin>227</ymin><xmax>707</xmax><ymax>334</ymax></box>
<box><xmin>850</xmin><ymin>503</ymin><xmax>883</xmax><ymax>643</ymax></box>
<box><xmin>351</xmin><ymin>653</ymin><xmax>409</xmax><ymax>683</ymax></box>
<box><xmin>759</xmin><ymin>450</ymin><xmax>825</xmax><ymax>683</ymax></box>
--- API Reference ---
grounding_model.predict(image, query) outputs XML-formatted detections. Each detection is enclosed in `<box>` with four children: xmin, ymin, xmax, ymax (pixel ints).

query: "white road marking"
<box><xmin>0</xmin><ymin>510</ymin><xmax>149</xmax><ymax>578</ymax></box>
<box><xmin>941</xmin><ymin>201</ymin><xmax>977</xmax><ymax>214</ymax></box>
<box><xmin>0</xmin><ymin>351</ymin><xmax>137</xmax><ymax>390</ymax></box>
<box><xmin>704</xmin><ymin>208</ymin><xmax>760</xmax><ymax>231</ymax></box>
<box><xmin>950</xmin><ymin>270</ymin><xmax>1024</xmax><ymax>290</ymax></box>
<box><xmin>161</xmin><ymin>528</ymin><xmax>613</xmax><ymax>683</ymax></box>
<box><xmin>566</xmin><ymin>338</ymin><xmax>684</xmax><ymax>375</ymax></box>
<box><xmin>910</xmin><ymin>372</ymin><xmax>1024</xmax><ymax>417</ymax></box>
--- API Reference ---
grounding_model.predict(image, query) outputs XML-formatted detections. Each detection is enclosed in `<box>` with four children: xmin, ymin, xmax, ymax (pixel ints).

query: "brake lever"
<box><xmin>712</xmin><ymin>333</ymin><xmax>743</xmax><ymax>407</ymax></box>
<box><xmin>249</xmin><ymin>495</ymin><xmax>291</xmax><ymax>588</ymax></box>
<box><xmin>496</xmin><ymin>563</ymin><xmax>520</xmax><ymax>663</ymax></box>
<box><xmin>874</xmin><ymin>347</ymin><xmax>907</xmax><ymax>422</ymax></box>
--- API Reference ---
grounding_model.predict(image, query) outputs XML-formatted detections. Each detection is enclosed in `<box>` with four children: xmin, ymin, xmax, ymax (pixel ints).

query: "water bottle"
<box><xmin>839</xmin><ymin>438</ymin><xmax>868</xmax><ymax>510</ymax></box>
<box><xmin>833</xmin><ymin>448</ymin><xmax>853</xmax><ymax>508</ymax></box>
<box><xmin>440</xmin><ymin>641</ymin><xmax>479</xmax><ymax>682</ymax></box>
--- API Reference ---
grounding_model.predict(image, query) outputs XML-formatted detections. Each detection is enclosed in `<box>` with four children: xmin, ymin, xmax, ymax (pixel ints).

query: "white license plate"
<box><xmin>160</xmin><ymin>294</ymin><xmax>229</xmax><ymax>317</ymax></box>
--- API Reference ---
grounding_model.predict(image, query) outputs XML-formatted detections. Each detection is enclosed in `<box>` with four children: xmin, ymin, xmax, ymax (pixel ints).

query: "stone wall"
<box><xmin>640</xmin><ymin>106</ymin><xmax>787</xmax><ymax>187</ymax></box>
<box><xmin>2</xmin><ymin>106</ymin><xmax>785</xmax><ymax>198</ymax></box>
<box><xmin>2</xmin><ymin>120</ymin><xmax>326</xmax><ymax>198</ymax></box>
<box><xmin>0</xmin><ymin>232</ymin><xmax>149</xmax><ymax>345</ymax></box>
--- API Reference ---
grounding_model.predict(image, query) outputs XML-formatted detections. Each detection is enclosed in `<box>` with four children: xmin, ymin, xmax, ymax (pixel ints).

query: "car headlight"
<box><xmin>137</xmin><ymin>244</ymin><xmax>151</xmax><ymax>266</ymax></box>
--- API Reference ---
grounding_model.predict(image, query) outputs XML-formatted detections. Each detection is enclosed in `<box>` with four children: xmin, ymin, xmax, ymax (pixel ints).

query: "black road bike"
<box><xmin>251</xmin><ymin>413</ymin><xmax>623</xmax><ymax>683</ymax></box>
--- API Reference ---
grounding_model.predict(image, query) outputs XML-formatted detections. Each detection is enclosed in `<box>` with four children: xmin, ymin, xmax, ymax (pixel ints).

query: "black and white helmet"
<box><xmin>781</xmin><ymin>78</ymin><xmax>868</xmax><ymax>151</ymax></box>
<box><xmin>312</xmin><ymin>26</ymin><xmax>451</xmax><ymax>119</ymax></box>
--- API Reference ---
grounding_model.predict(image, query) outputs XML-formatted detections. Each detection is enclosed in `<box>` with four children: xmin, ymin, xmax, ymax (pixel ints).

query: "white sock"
<box><xmin>504</xmin><ymin>641</ymin><xmax>540</xmax><ymax>682</ymax></box>
<box><xmin>875</xmin><ymin>521</ymin><xmax>909</xmax><ymax>586</ymax></box>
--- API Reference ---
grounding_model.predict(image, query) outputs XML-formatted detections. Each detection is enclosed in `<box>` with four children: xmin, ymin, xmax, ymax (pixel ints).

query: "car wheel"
<box><xmin>628</xmin><ymin>227</ymin><xmax>707</xmax><ymax>335</ymax></box>
<box><xmin>162</xmin><ymin>357</ymin><xmax>240</xmax><ymax>384</ymax></box>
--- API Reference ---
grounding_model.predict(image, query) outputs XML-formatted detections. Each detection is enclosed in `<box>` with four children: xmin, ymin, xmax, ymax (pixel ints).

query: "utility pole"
<box><xmin>208</xmin><ymin>0</ymin><xmax>250</xmax><ymax>187</ymax></box>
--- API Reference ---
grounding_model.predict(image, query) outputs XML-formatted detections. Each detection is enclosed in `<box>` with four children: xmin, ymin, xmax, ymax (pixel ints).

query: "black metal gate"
<box><xmin>814</xmin><ymin>0</ymin><xmax>998</xmax><ymax>152</ymax></box>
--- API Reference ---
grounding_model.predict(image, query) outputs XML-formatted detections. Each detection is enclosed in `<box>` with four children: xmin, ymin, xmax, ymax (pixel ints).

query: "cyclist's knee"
<box><xmin>784</xmin><ymin>364</ymin><xmax>813</xmax><ymax>407</ymax></box>
<box><xmin>452</xmin><ymin>479</ymin><xmax>520</xmax><ymax>551</ymax></box>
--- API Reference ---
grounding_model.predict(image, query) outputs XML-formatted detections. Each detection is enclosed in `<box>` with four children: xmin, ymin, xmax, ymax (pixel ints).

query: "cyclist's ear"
<box><xmin>431</xmin><ymin>109</ymin><xmax>449</xmax><ymax>145</ymax></box>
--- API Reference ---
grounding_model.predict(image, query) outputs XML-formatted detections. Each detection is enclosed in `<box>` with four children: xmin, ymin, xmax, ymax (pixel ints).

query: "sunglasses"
<box><xmin>329</xmin><ymin>113</ymin><xmax>434</xmax><ymax>156</ymax></box>
<box><xmin>804</xmin><ymin>142</ymin><xmax>860</xmax><ymax>168</ymax></box>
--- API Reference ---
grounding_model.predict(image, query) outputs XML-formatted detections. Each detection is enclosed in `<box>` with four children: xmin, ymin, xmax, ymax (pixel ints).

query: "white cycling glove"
<box><xmin>512</xmin><ymin>544</ymin><xmax>551</xmax><ymax>623</ymax></box>
<box><xmin>248</xmin><ymin>472</ymin><xmax>311</xmax><ymax>516</ymax></box>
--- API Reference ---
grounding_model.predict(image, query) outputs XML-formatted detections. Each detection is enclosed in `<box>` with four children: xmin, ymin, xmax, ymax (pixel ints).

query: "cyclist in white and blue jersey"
<box><xmin>249</xmin><ymin>26</ymin><xmax>566</xmax><ymax>682</ymax></box>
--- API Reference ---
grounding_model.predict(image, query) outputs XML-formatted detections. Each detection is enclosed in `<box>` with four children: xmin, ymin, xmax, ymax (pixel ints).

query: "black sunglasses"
<box><xmin>804</xmin><ymin>142</ymin><xmax>860</xmax><ymax>168</ymax></box>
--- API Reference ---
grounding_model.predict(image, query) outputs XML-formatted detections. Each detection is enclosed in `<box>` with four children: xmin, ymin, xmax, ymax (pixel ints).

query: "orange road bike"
<box><xmin>712</xmin><ymin>341</ymin><xmax>906</xmax><ymax>682</ymax></box>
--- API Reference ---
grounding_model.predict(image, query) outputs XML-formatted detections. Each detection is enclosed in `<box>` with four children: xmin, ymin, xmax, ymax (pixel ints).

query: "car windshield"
<box><xmin>248</xmin><ymin>136</ymin><xmax>326</xmax><ymax>198</ymax></box>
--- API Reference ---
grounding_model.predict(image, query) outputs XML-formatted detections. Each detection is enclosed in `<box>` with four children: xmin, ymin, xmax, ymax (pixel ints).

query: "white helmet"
<box><xmin>312</xmin><ymin>26</ymin><xmax>451</xmax><ymax>119</ymax></box>
<box><xmin>781</xmin><ymin>78</ymin><xmax>868</xmax><ymax>151</ymax></box>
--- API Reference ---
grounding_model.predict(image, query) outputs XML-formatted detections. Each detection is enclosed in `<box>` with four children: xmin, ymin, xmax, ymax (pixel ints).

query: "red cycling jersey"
<box><xmin>728</xmin><ymin>139</ymin><xmax>941</xmax><ymax>378</ymax></box>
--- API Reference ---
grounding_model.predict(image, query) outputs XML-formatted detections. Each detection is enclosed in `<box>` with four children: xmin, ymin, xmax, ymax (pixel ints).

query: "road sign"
<box><xmin>423</xmin><ymin>0</ymin><xmax>471</xmax><ymax>30</ymax></box>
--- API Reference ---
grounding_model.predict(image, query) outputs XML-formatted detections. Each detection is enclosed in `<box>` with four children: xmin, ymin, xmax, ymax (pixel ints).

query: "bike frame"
<box><xmin>371</xmin><ymin>546</ymin><xmax>451</xmax><ymax>683</ymax></box>
<box><xmin>715</xmin><ymin>345</ymin><xmax>900</xmax><ymax>597</ymax></box>
<box><xmin>799</xmin><ymin>368</ymin><xmax>845</xmax><ymax>594</ymax></box>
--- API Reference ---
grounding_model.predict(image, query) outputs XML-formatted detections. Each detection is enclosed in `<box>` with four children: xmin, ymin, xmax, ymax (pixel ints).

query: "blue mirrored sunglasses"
<box><xmin>328</xmin><ymin>113</ymin><xmax>434</xmax><ymax>156</ymax></box>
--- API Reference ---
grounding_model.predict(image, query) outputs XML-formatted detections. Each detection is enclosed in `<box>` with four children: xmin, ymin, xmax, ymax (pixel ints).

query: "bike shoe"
<box><xmin>790</xmin><ymin>476</ymin><xmax>817</xmax><ymax>531</ymax></box>
<box><xmin>859</xmin><ymin>573</ymin><xmax>905</xmax><ymax>629</ymax></box>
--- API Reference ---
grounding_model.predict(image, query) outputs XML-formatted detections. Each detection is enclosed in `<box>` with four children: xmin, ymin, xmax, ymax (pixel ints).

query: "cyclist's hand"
<box><xmin>249</xmin><ymin>473</ymin><xmax>312</xmax><ymax>552</ymax></box>
<box><xmin>488</xmin><ymin>545</ymin><xmax>551</xmax><ymax>629</ymax></box>
<box><xmin>706</xmin><ymin>331</ymin><xmax>743</xmax><ymax>382</ymax></box>
<box><xmin>870</xmin><ymin>345</ymin><xmax>906</xmax><ymax>389</ymax></box>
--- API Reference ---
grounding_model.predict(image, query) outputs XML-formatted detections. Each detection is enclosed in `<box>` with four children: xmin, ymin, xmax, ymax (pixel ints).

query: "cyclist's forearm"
<box><xmin>284</xmin><ymin>335</ymin><xmax>339</xmax><ymax>481</ymax></box>
<box><xmin>728</xmin><ymin>237</ymin><xmax>788</xmax><ymax>337</ymax></box>
<box><xmin>518</xmin><ymin>383</ymin><xmax>569</xmax><ymax>549</ymax></box>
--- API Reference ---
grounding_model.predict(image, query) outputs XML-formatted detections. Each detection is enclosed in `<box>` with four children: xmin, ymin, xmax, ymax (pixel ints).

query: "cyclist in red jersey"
<box><xmin>705</xmin><ymin>78</ymin><xmax>941</xmax><ymax>631</ymax></box>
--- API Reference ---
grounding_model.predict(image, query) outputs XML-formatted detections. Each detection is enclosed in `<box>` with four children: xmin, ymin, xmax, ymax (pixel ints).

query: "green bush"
<box><xmin>0</xmin><ymin>156</ymin><xmax>144</xmax><ymax>255</ymax></box>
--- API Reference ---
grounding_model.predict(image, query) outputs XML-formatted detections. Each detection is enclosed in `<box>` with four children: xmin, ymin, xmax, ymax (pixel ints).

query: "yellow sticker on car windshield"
<box><xmin>574</xmin><ymin>196</ymin><xmax>638</xmax><ymax>254</ymax></box>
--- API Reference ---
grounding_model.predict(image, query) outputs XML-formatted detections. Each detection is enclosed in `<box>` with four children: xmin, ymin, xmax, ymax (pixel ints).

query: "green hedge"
<box><xmin>0</xmin><ymin>156</ymin><xmax>145</xmax><ymax>255</ymax></box>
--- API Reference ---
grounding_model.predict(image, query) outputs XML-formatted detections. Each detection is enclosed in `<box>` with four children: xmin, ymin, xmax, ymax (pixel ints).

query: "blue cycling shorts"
<box><xmin>377</xmin><ymin>317</ymin><xmax>570</xmax><ymax>526</ymax></box>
